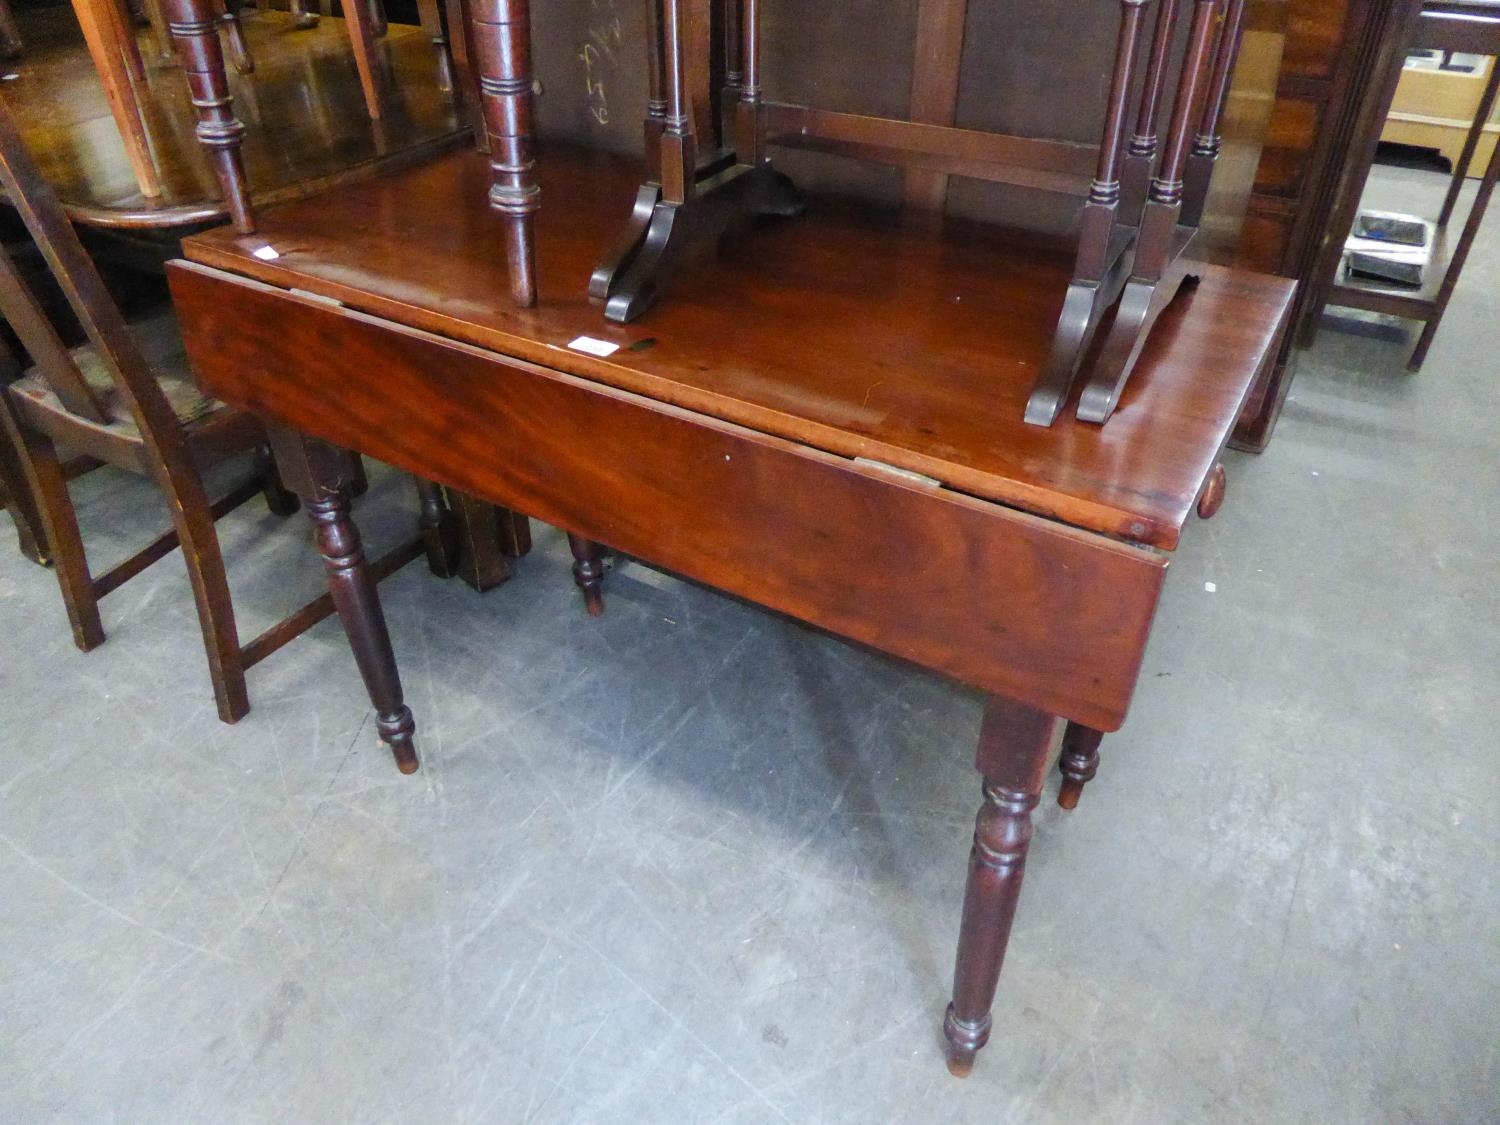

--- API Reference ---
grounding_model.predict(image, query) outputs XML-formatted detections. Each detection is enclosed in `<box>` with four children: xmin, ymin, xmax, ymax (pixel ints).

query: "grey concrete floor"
<box><xmin>2</xmin><ymin>165</ymin><xmax>1497</xmax><ymax>1123</ymax></box>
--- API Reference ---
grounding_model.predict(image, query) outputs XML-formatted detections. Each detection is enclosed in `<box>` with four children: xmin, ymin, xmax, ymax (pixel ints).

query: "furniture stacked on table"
<box><xmin>161</xmin><ymin>0</ymin><xmax>1293</xmax><ymax>1077</ymax></box>
<box><xmin>587</xmin><ymin>0</ymin><xmax>1251</xmax><ymax>428</ymax></box>
<box><xmin>1303</xmin><ymin>0</ymin><xmax>1500</xmax><ymax>370</ymax></box>
<box><xmin>0</xmin><ymin>0</ymin><xmax>461</xmax><ymax>207</ymax></box>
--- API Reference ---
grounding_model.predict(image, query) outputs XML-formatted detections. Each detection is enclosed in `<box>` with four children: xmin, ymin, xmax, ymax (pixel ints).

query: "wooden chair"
<box><xmin>167</xmin><ymin>0</ymin><xmax>610</xmax><ymax>617</ymax></box>
<box><xmin>0</xmin><ymin>93</ymin><xmax>461</xmax><ymax>745</ymax></box>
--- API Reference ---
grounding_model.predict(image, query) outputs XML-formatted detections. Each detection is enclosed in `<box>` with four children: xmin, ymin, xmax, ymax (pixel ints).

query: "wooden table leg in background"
<box><xmin>1057</xmin><ymin>722</ymin><xmax>1104</xmax><ymax>810</ymax></box>
<box><xmin>945</xmin><ymin>697</ymin><xmax>1061</xmax><ymax>1077</ymax></box>
<box><xmin>265</xmin><ymin>423</ymin><xmax>419</xmax><ymax>774</ymax></box>
<box><xmin>445</xmin><ymin>489</ymin><xmax>514</xmax><ymax>592</ymax></box>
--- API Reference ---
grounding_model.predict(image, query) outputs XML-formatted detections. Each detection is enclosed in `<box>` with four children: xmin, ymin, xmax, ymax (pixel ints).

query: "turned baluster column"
<box><xmin>1152</xmin><ymin>0</ymin><xmax>1221</xmax><ymax>213</ymax></box>
<box><xmin>1057</xmin><ymin>722</ymin><xmax>1104</xmax><ymax>809</ymax></box>
<box><xmin>1123</xmin><ymin>0</ymin><xmax>1180</xmax><ymax>210</ymax></box>
<box><xmin>644</xmin><ymin>0</ymin><xmax>667</xmax><ymax>180</ymax></box>
<box><xmin>165</xmin><ymin>0</ymin><xmax>253</xmax><ymax>233</ymax></box>
<box><xmin>732</xmin><ymin>0</ymin><xmax>762</xmax><ymax>163</ymax></box>
<box><xmin>945</xmin><ymin>698</ymin><xmax>1061</xmax><ymax>1077</ymax></box>
<box><xmin>265</xmin><ymin>425</ymin><xmax>419</xmax><ymax>775</ymax></box>
<box><xmin>1075</xmin><ymin>0</ymin><xmax>1150</xmax><ymax>282</ymax></box>
<box><xmin>1182</xmin><ymin>0</ymin><xmax>1246</xmax><ymax>225</ymax></box>
<box><xmin>472</xmin><ymin>0</ymin><xmax>540</xmax><ymax>306</ymax></box>
<box><xmin>657</xmin><ymin>0</ymin><xmax>699</xmax><ymax>203</ymax></box>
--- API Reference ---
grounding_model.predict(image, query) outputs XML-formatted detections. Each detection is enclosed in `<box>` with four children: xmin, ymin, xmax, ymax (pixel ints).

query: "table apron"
<box><xmin>168</xmin><ymin>260</ymin><xmax>1169</xmax><ymax>731</ymax></box>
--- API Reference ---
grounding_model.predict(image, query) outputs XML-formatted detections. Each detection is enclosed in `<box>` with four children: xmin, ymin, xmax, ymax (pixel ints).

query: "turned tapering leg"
<box><xmin>945</xmin><ymin>697</ymin><xmax>1060</xmax><ymax>1077</ymax></box>
<box><xmin>165</xmin><ymin>0</ymin><xmax>253</xmax><ymax>232</ymax></box>
<box><xmin>1057</xmin><ymin>722</ymin><xmax>1103</xmax><ymax>810</ymax></box>
<box><xmin>567</xmin><ymin>532</ymin><xmax>605</xmax><ymax>617</ymax></box>
<box><xmin>266</xmin><ymin>425</ymin><xmax>418</xmax><ymax>774</ymax></box>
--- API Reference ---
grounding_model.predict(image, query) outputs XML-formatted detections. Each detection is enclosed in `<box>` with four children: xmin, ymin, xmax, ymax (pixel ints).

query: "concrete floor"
<box><xmin>2</xmin><ymin>166</ymin><xmax>1497</xmax><ymax>1123</ymax></box>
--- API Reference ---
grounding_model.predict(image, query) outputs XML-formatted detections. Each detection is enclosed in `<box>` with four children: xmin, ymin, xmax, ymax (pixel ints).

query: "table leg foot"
<box><xmin>568</xmin><ymin>533</ymin><xmax>606</xmax><ymax>617</ymax></box>
<box><xmin>944</xmin><ymin>697</ymin><xmax>1058</xmax><ymax>1075</ymax></box>
<box><xmin>305</xmin><ymin>488</ymin><xmax>419</xmax><ymax>772</ymax></box>
<box><xmin>1057</xmin><ymin>722</ymin><xmax>1103</xmax><ymax>810</ymax></box>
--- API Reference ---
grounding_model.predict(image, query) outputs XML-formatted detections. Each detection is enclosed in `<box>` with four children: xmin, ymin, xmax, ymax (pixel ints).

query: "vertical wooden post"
<box><xmin>659</xmin><ymin>0</ymin><xmax>698</xmax><ymax>201</ymax></box>
<box><xmin>732</xmin><ymin>0</ymin><xmax>759</xmax><ymax>164</ymax></box>
<box><xmin>945</xmin><ymin>697</ymin><xmax>1061</xmax><ymax>1077</ymax></box>
<box><xmin>165</xmin><ymin>0</ymin><xmax>252</xmax><ymax>231</ymax></box>
<box><xmin>1182</xmin><ymin>0</ymin><xmax>1247</xmax><ymax>225</ymax></box>
<box><xmin>266</xmin><ymin>424</ymin><xmax>419</xmax><ymax>774</ymax></box>
<box><xmin>1123</xmin><ymin>0</ymin><xmax>1180</xmax><ymax>209</ymax></box>
<box><xmin>73</xmin><ymin>0</ymin><xmax>162</xmax><ymax>198</ymax></box>
<box><xmin>471</xmin><ymin>0</ymin><xmax>539</xmax><ymax>306</ymax></box>
<box><xmin>1057</xmin><ymin>722</ymin><xmax>1103</xmax><ymax>809</ymax></box>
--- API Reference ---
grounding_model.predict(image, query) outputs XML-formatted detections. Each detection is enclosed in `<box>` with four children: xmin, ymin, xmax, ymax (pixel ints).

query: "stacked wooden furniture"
<box><xmin>162</xmin><ymin>0</ymin><xmax>1293</xmax><ymax>1076</ymax></box>
<box><xmin>1306</xmin><ymin>0</ymin><xmax>1500</xmax><ymax>370</ymax></box>
<box><xmin>585</xmin><ymin>0</ymin><xmax>1251</xmax><ymax>427</ymax></box>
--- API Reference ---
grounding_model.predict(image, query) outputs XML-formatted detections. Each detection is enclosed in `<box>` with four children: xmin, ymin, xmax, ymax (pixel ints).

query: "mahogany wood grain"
<box><xmin>181</xmin><ymin>146</ymin><xmax>1293</xmax><ymax>550</ymax></box>
<box><xmin>168</xmin><ymin>261</ymin><xmax>1173</xmax><ymax>732</ymax></box>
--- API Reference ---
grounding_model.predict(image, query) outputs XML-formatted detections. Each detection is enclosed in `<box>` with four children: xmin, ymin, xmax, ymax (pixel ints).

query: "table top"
<box><xmin>2</xmin><ymin>7</ymin><xmax>464</xmax><ymax>228</ymax></box>
<box><xmin>183</xmin><ymin>145</ymin><xmax>1294</xmax><ymax>549</ymax></box>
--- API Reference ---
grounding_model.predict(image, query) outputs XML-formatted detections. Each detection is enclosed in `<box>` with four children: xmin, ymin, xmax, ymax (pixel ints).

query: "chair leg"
<box><xmin>0</xmin><ymin>415</ymin><xmax>48</xmax><ymax>565</ymax></box>
<box><xmin>6</xmin><ymin>417</ymin><xmax>104</xmax><ymax>649</ymax></box>
<box><xmin>567</xmin><ymin>532</ymin><xmax>606</xmax><ymax>617</ymax></box>
<box><xmin>164</xmin><ymin>474</ymin><xmax>249</xmax><ymax>723</ymax></box>
<box><xmin>288</xmin><ymin>0</ymin><xmax>319</xmax><ymax>29</ymax></box>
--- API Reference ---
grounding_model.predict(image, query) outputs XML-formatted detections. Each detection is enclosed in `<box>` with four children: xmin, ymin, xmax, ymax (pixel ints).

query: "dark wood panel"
<box><xmin>168</xmin><ymin>260</ymin><xmax>1169</xmax><ymax>732</ymax></box>
<box><xmin>182</xmin><ymin>146</ymin><xmax>1293</xmax><ymax>550</ymax></box>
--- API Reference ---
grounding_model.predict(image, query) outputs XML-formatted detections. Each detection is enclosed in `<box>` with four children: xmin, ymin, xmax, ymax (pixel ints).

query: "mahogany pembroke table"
<box><xmin>162</xmin><ymin>0</ymin><xmax>1293</xmax><ymax>1080</ymax></box>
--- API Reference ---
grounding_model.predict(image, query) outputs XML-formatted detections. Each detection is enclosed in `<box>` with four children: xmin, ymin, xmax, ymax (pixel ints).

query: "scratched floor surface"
<box><xmin>1</xmin><ymin>166</ymin><xmax>1497</xmax><ymax>1123</ymax></box>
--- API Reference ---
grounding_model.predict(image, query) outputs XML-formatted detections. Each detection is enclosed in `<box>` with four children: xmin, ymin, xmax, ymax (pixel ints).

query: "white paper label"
<box><xmin>252</xmin><ymin>245</ymin><xmax>280</xmax><ymax>261</ymax></box>
<box><xmin>567</xmin><ymin>335</ymin><xmax>620</xmax><ymax>358</ymax></box>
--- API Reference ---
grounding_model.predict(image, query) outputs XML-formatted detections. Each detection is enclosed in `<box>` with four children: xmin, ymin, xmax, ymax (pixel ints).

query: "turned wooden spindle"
<box><xmin>658</xmin><ymin>0</ymin><xmax>698</xmax><ymax>203</ymax></box>
<box><xmin>734</xmin><ymin>0</ymin><xmax>761</xmax><ymax>162</ymax></box>
<box><xmin>945</xmin><ymin>699</ymin><xmax>1060</xmax><ymax>1077</ymax></box>
<box><xmin>165</xmin><ymin>0</ymin><xmax>253</xmax><ymax>233</ymax></box>
<box><xmin>471</xmin><ymin>0</ymin><xmax>540</xmax><ymax>307</ymax></box>
<box><xmin>1150</xmin><ymin>0</ymin><xmax>1222</xmax><ymax>210</ymax></box>
<box><xmin>305</xmin><ymin>489</ymin><xmax>420</xmax><ymax>773</ymax></box>
<box><xmin>1122</xmin><ymin>0</ymin><xmax>1180</xmax><ymax>208</ymax></box>
<box><xmin>645</xmin><ymin>0</ymin><xmax>667</xmax><ymax>179</ymax></box>
<box><xmin>1023</xmin><ymin>0</ymin><xmax>1150</xmax><ymax>426</ymax></box>
<box><xmin>1057</xmin><ymin>722</ymin><xmax>1104</xmax><ymax>809</ymax></box>
<box><xmin>721</xmin><ymin>0</ymin><xmax>741</xmax><ymax>141</ymax></box>
<box><xmin>1182</xmin><ymin>0</ymin><xmax>1246</xmax><ymax>225</ymax></box>
<box><xmin>567</xmin><ymin>533</ymin><xmax>607</xmax><ymax>617</ymax></box>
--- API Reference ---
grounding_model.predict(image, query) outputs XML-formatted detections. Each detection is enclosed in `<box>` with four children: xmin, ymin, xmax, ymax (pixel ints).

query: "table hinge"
<box><xmin>853</xmin><ymin>457</ymin><xmax>943</xmax><ymax>489</ymax></box>
<box><xmin>289</xmin><ymin>288</ymin><xmax>344</xmax><ymax>308</ymax></box>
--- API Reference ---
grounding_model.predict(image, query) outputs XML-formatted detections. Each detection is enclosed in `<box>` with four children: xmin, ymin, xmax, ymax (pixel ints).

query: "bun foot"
<box><xmin>943</xmin><ymin>1004</ymin><xmax>988</xmax><ymax>1078</ymax></box>
<box><xmin>568</xmin><ymin>533</ymin><xmax>607</xmax><ymax>617</ymax></box>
